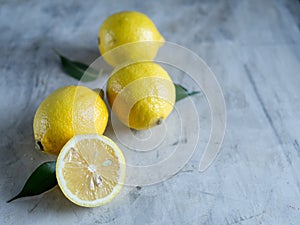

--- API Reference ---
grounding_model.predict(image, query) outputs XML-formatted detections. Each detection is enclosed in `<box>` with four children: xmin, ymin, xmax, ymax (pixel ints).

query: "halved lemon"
<box><xmin>56</xmin><ymin>134</ymin><xmax>126</xmax><ymax>207</ymax></box>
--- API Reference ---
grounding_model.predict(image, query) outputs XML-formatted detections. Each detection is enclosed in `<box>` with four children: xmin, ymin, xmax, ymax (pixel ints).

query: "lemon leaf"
<box><xmin>57</xmin><ymin>53</ymin><xmax>102</xmax><ymax>82</ymax></box>
<box><xmin>7</xmin><ymin>161</ymin><xmax>57</xmax><ymax>203</ymax></box>
<box><xmin>175</xmin><ymin>83</ymin><xmax>200</xmax><ymax>102</ymax></box>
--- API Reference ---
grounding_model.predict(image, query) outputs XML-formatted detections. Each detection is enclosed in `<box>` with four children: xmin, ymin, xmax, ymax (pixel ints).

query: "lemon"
<box><xmin>33</xmin><ymin>86</ymin><xmax>108</xmax><ymax>155</ymax></box>
<box><xmin>107</xmin><ymin>62</ymin><xmax>175</xmax><ymax>130</ymax></box>
<box><xmin>98</xmin><ymin>11</ymin><xmax>165</xmax><ymax>66</ymax></box>
<box><xmin>56</xmin><ymin>134</ymin><xmax>126</xmax><ymax>207</ymax></box>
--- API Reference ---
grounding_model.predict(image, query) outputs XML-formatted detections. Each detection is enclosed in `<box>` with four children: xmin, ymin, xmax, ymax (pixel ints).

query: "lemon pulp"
<box><xmin>56</xmin><ymin>134</ymin><xmax>126</xmax><ymax>207</ymax></box>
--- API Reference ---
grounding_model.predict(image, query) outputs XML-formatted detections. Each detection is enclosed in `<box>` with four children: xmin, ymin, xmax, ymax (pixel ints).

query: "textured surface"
<box><xmin>1</xmin><ymin>0</ymin><xmax>300</xmax><ymax>224</ymax></box>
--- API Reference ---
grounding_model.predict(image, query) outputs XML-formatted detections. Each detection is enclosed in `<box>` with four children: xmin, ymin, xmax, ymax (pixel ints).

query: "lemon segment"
<box><xmin>56</xmin><ymin>134</ymin><xmax>126</xmax><ymax>207</ymax></box>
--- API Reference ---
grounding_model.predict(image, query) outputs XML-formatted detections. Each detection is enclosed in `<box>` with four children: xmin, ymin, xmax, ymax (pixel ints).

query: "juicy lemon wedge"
<box><xmin>56</xmin><ymin>134</ymin><xmax>126</xmax><ymax>207</ymax></box>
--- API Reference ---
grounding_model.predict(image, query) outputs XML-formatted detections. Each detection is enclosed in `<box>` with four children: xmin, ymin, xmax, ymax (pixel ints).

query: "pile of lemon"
<box><xmin>33</xmin><ymin>11</ymin><xmax>175</xmax><ymax>207</ymax></box>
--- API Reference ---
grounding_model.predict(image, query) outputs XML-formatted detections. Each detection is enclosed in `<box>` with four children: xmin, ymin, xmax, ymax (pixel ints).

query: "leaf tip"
<box><xmin>7</xmin><ymin>195</ymin><xmax>18</xmax><ymax>203</ymax></box>
<box><xmin>189</xmin><ymin>91</ymin><xmax>201</xmax><ymax>96</ymax></box>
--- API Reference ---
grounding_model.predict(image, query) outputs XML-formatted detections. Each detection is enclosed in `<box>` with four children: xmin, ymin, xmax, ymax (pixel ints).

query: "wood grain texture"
<box><xmin>0</xmin><ymin>0</ymin><xmax>300</xmax><ymax>224</ymax></box>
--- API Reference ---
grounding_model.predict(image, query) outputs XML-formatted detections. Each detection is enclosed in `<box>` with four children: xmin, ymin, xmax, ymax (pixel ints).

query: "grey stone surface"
<box><xmin>1</xmin><ymin>0</ymin><xmax>300</xmax><ymax>224</ymax></box>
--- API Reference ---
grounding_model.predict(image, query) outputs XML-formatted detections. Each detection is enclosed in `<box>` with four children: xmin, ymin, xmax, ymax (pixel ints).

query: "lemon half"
<box><xmin>56</xmin><ymin>134</ymin><xmax>126</xmax><ymax>207</ymax></box>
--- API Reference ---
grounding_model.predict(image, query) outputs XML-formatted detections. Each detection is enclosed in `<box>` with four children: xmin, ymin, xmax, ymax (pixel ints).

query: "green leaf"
<box><xmin>175</xmin><ymin>83</ymin><xmax>200</xmax><ymax>102</ymax></box>
<box><xmin>57</xmin><ymin>52</ymin><xmax>102</xmax><ymax>82</ymax></box>
<box><xmin>7</xmin><ymin>161</ymin><xmax>57</xmax><ymax>203</ymax></box>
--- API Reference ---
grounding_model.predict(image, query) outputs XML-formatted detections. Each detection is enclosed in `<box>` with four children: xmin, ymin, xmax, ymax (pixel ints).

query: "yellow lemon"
<box><xmin>56</xmin><ymin>134</ymin><xmax>126</xmax><ymax>207</ymax></box>
<box><xmin>107</xmin><ymin>62</ymin><xmax>175</xmax><ymax>130</ymax></box>
<box><xmin>98</xmin><ymin>11</ymin><xmax>165</xmax><ymax>66</ymax></box>
<box><xmin>33</xmin><ymin>86</ymin><xmax>108</xmax><ymax>155</ymax></box>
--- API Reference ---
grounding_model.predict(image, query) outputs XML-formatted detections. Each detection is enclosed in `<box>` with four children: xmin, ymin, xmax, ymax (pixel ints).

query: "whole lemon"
<box><xmin>33</xmin><ymin>86</ymin><xmax>108</xmax><ymax>155</ymax></box>
<box><xmin>107</xmin><ymin>62</ymin><xmax>175</xmax><ymax>130</ymax></box>
<box><xmin>98</xmin><ymin>11</ymin><xmax>165</xmax><ymax>67</ymax></box>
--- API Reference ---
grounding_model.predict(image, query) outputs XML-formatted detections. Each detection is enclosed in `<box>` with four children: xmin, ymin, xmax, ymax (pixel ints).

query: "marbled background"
<box><xmin>1</xmin><ymin>0</ymin><xmax>300</xmax><ymax>224</ymax></box>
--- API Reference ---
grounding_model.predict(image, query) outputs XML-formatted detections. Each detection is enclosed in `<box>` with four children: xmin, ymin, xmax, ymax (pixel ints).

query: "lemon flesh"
<box><xmin>107</xmin><ymin>62</ymin><xmax>175</xmax><ymax>130</ymax></box>
<box><xmin>56</xmin><ymin>134</ymin><xmax>126</xmax><ymax>207</ymax></box>
<box><xmin>33</xmin><ymin>86</ymin><xmax>108</xmax><ymax>155</ymax></box>
<box><xmin>98</xmin><ymin>11</ymin><xmax>165</xmax><ymax>66</ymax></box>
